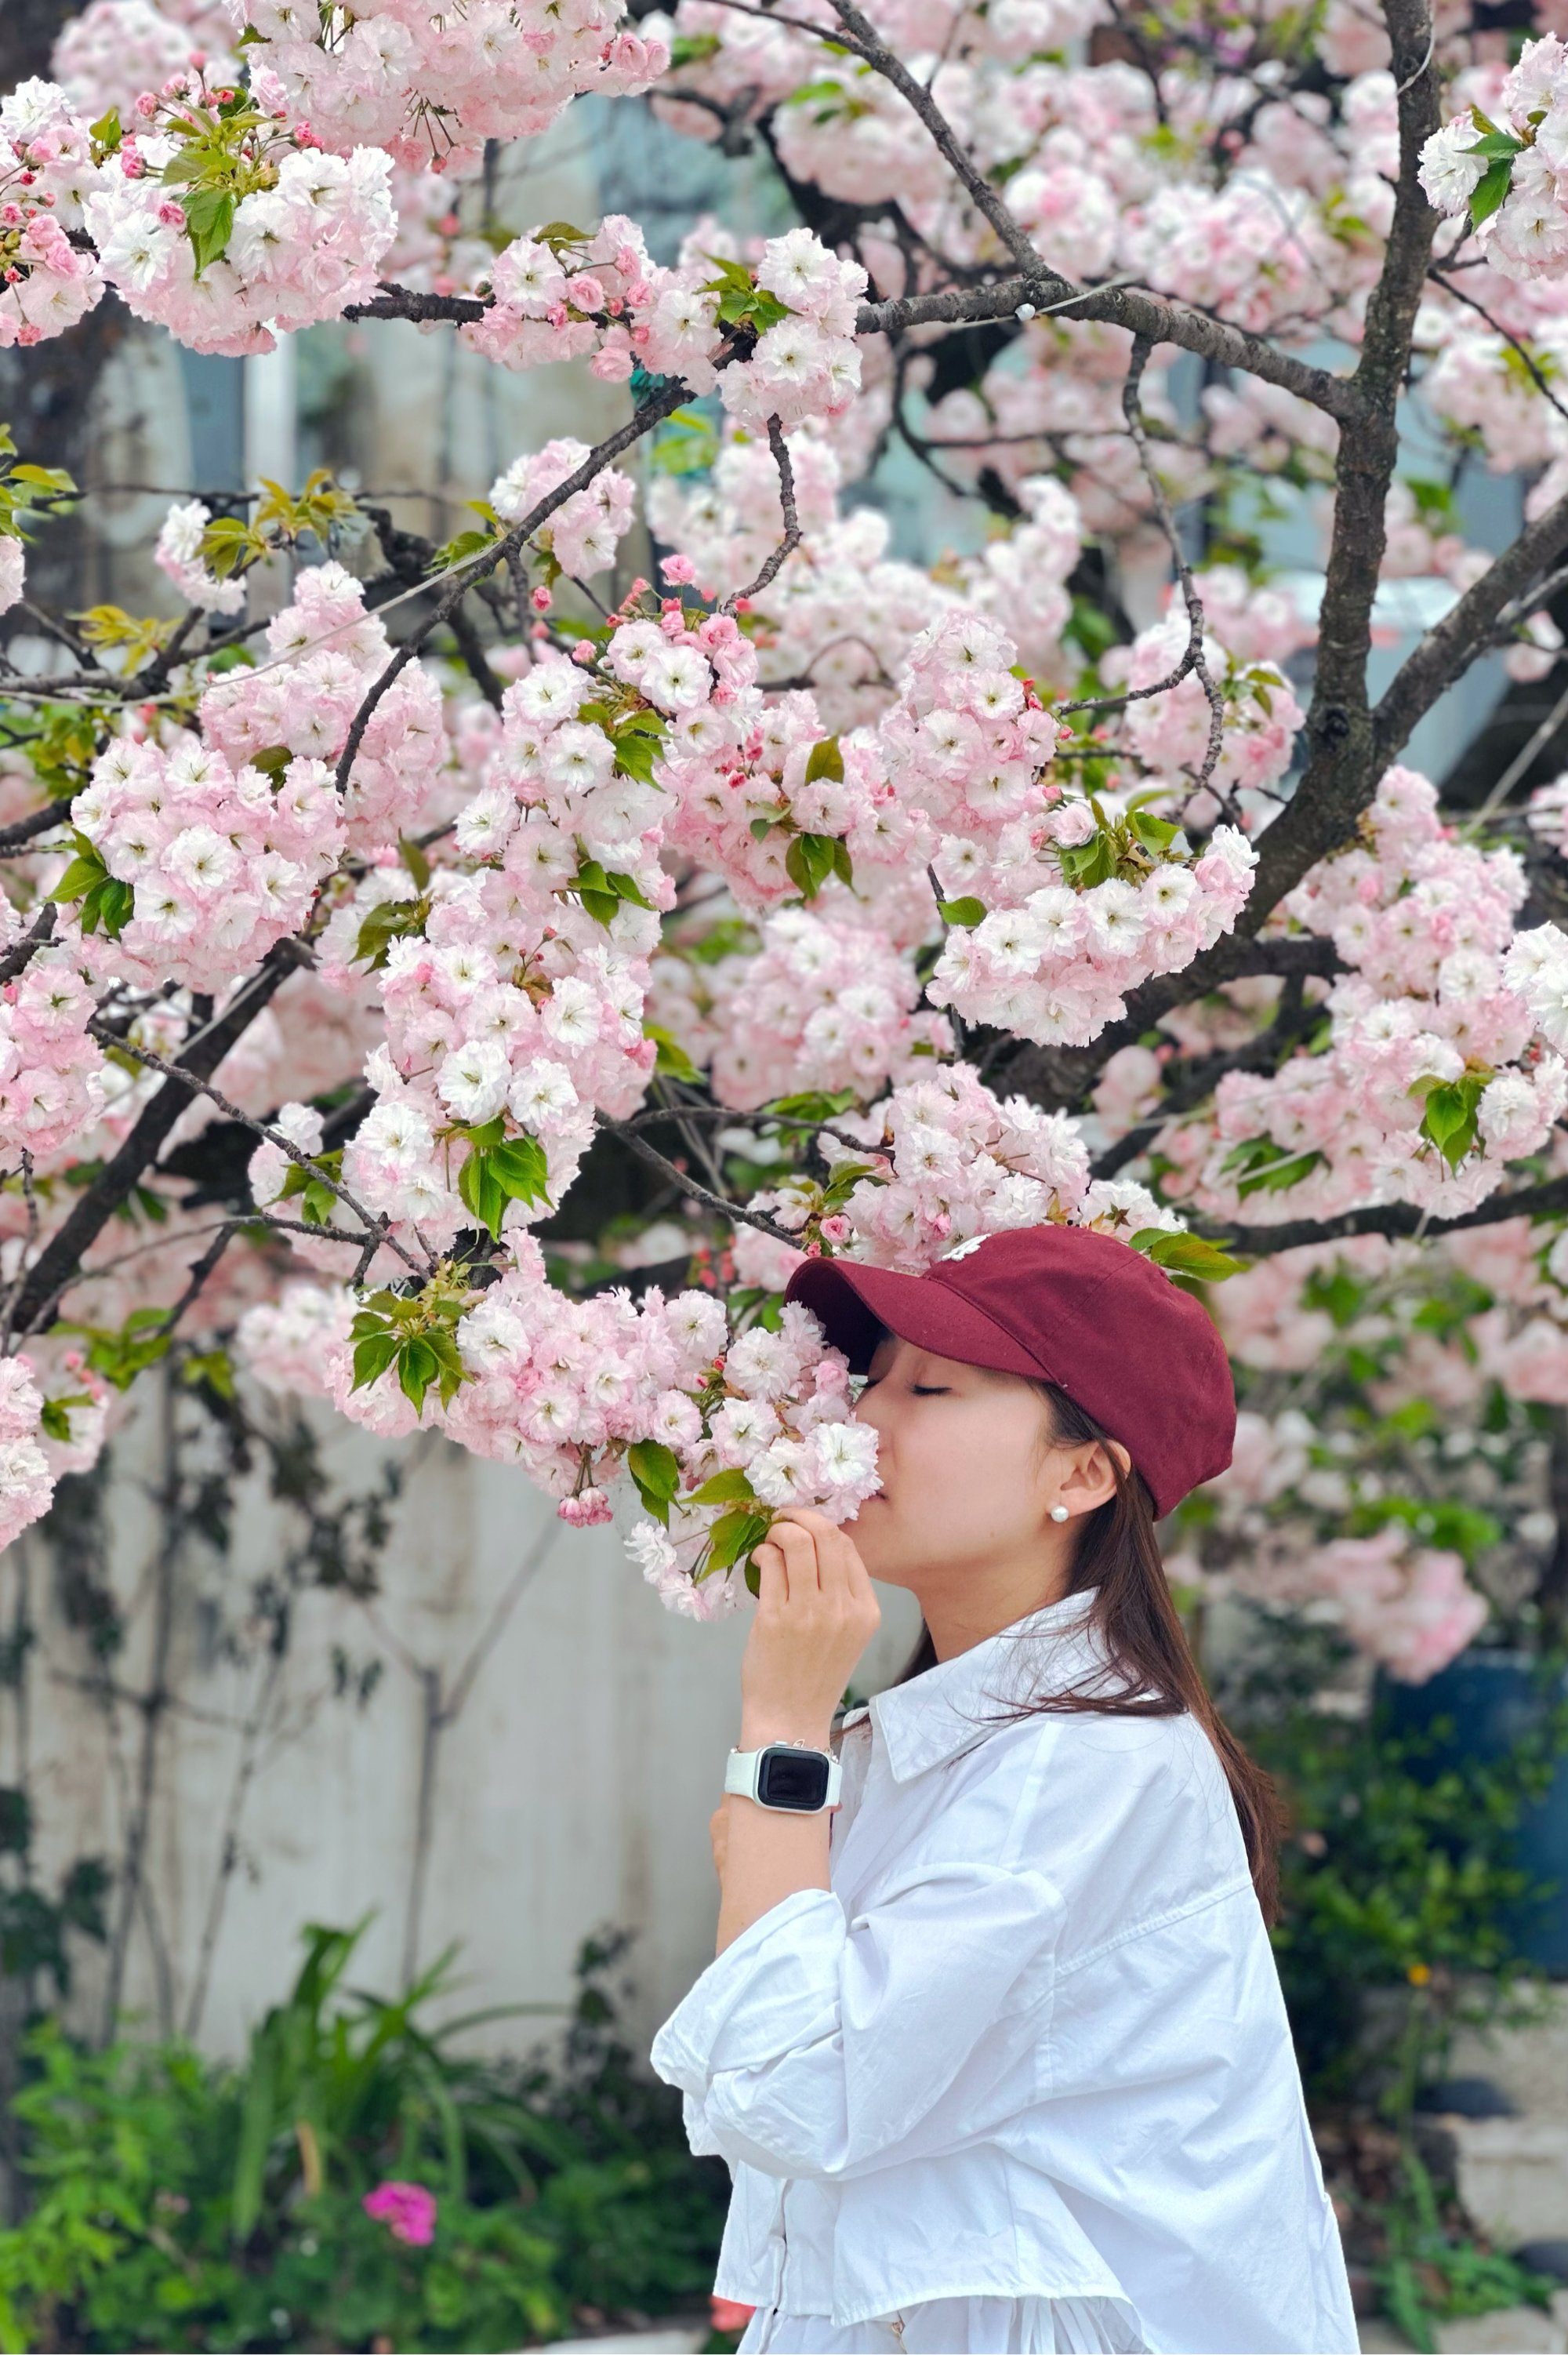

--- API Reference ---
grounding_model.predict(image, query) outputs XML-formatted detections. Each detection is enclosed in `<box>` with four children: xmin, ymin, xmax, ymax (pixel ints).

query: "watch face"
<box><xmin>757</xmin><ymin>1746</ymin><xmax>831</xmax><ymax>1811</ymax></box>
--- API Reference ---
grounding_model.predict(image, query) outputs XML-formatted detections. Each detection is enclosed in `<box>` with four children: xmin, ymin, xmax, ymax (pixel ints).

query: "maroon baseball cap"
<box><xmin>785</xmin><ymin>1224</ymin><xmax>1234</xmax><ymax>1519</ymax></box>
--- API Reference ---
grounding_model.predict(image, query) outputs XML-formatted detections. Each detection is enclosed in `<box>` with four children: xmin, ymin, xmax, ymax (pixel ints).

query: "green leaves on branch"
<box><xmin>38</xmin><ymin>1393</ymin><xmax>93</xmax><ymax>1444</ymax></box>
<box><xmin>642</xmin><ymin>1023</ymin><xmax>700</xmax><ymax>1083</ymax></box>
<box><xmin>627</xmin><ymin>1440</ymin><xmax>681</xmax><ymax>1525</ymax></box>
<box><xmin>1127</xmin><ymin>1227</ymin><xmax>1245</xmax><ymax>1282</ymax></box>
<box><xmin>353</xmin><ymin>893</ymin><xmax>431</xmax><ymax>971</ymax></box>
<box><xmin>938</xmin><ymin>896</ymin><xmax>986</xmax><ymax>928</ymax></box>
<box><xmin>1221</xmin><ymin>1133</ymin><xmax>1328</xmax><ymax>1198</ymax></box>
<box><xmin>271</xmin><ymin>1148</ymin><xmax>345</xmax><ymax>1229</ymax></box>
<box><xmin>431</xmin><ymin>499</ymin><xmax>506</xmax><ymax>573</ymax></box>
<box><xmin>700</xmin><ymin>254</ymin><xmax>793</xmax><ymax>335</ymax></box>
<box><xmin>349</xmin><ymin>1281</ymin><xmax>472</xmax><ymax>1419</ymax></box>
<box><xmin>1050</xmin><ymin>791</ymin><xmax>1188</xmax><ymax>895</ymax></box>
<box><xmin>0</xmin><ymin>424</ymin><xmax>75</xmax><ymax>545</ymax></box>
<box><xmin>71</xmin><ymin>605</ymin><xmax>176</xmax><ymax>676</ymax></box>
<box><xmin>648</xmin><ymin>407</ymin><xmax>719</xmax><ymax>477</ymax></box>
<box><xmin>1462</xmin><ymin>119</ymin><xmax>1525</xmax><ymax>229</ymax></box>
<box><xmin>785</xmin><ymin>827</ymin><xmax>853</xmax><ymax>903</ymax></box>
<box><xmin>1410</xmin><ymin>1070</ymin><xmax>1491</xmax><ymax>1172</ymax></box>
<box><xmin>572</xmin><ymin>856</ymin><xmax>653</xmax><ymax>928</ymax></box>
<box><xmin>746</xmin><ymin>745</ymin><xmax>851</xmax><ymax>905</ymax></box>
<box><xmin>47</xmin><ymin>830</ymin><xmax>133</xmax><ymax>939</ymax></box>
<box><xmin>201</xmin><ymin>471</ymin><xmax>361</xmax><ymax>580</ymax></box>
<box><xmin>760</xmin><ymin>1088</ymin><xmax>857</xmax><ymax>1123</ymax></box>
<box><xmin>56</xmin><ymin>1309</ymin><xmax>172</xmax><ymax>1391</ymax></box>
<box><xmin>452</xmin><ymin>1118</ymin><xmax>550</xmax><ymax>1241</ymax></box>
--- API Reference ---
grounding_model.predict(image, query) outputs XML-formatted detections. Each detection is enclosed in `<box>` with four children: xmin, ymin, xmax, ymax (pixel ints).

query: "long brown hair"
<box><xmin>896</xmin><ymin>1379</ymin><xmax>1282</xmax><ymax>1921</ymax></box>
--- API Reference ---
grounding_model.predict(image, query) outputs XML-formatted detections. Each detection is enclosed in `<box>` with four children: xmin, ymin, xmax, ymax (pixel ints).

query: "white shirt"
<box><xmin>651</xmin><ymin>1593</ymin><xmax>1358</xmax><ymax>2355</ymax></box>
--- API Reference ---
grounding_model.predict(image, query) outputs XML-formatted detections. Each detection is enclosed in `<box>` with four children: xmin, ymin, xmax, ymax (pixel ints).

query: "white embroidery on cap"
<box><xmin>942</xmin><ymin>1234</ymin><xmax>989</xmax><ymax>1261</ymax></box>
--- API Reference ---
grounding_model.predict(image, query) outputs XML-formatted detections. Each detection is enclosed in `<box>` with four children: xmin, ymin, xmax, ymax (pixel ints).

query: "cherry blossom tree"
<box><xmin>8</xmin><ymin>0</ymin><xmax>1568</xmax><ymax>1661</ymax></box>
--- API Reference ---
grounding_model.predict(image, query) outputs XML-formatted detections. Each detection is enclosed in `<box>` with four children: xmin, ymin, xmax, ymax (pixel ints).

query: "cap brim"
<box><xmin>785</xmin><ymin>1257</ymin><xmax>1050</xmax><ymax>1382</ymax></box>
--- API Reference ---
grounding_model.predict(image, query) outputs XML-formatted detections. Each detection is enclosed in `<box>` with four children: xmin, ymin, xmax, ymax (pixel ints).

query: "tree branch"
<box><xmin>595</xmin><ymin>1113</ymin><xmax>800</xmax><ymax>1242</ymax></box>
<box><xmin>724</xmin><ymin>419</ymin><xmax>800</xmax><ymax>609</ymax></box>
<box><xmin>333</xmin><ymin>373</ymin><xmax>696</xmax><ymax>795</ymax></box>
<box><xmin>1210</xmin><ymin>1171</ymin><xmax>1568</xmax><ymax>1257</ymax></box>
<box><xmin>9</xmin><ymin>947</ymin><xmax>298</xmax><ymax>1338</ymax></box>
<box><xmin>1373</xmin><ymin>486</ymin><xmax>1568</xmax><ymax>764</ymax></box>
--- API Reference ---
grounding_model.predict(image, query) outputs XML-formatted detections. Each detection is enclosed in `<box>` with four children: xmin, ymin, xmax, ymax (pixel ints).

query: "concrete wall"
<box><xmin>21</xmin><ymin>1388</ymin><xmax>920</xmax><ymax>2062</ymax></box>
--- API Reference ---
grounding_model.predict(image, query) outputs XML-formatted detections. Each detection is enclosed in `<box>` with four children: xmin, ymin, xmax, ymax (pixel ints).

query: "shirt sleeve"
<box><xmin>649</xmin><ymin>1864</ymin><xmax>1061</xmax><ymax>2182</ymax></box>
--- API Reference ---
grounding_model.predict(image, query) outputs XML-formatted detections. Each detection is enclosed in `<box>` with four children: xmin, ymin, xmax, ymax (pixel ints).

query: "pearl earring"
<box><xmin>1050</xmin><ymin>1503</ymin><xmax>1070</xmax><ymax>1523</ymax></box>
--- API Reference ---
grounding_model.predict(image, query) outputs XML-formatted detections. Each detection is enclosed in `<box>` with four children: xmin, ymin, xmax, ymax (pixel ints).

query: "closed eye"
<box><xmin>913</xmin><ymin>1384</ymin><xmax>950</xmax><ymax>1396</ymax></box>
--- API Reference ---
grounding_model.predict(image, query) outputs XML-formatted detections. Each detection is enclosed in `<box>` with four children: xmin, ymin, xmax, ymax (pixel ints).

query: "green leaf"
<box><xmin>47</xmin><ymin>841</ymin><xmax>108</xmax><ymax>904</ymax></box>
<box><xmin>89</xmin><ymin>107</ymin><xmax>122</xmax><ymax>153</ymax></box>
<box><xmin>248</xmin><ymin>744</ymin><xmax>292</xmax><ymax>780</ymax></box>
<box><xmin>354</xmin><ymin>894</ymin><xmax>429</xmax><ymax>969</ymax></box>
<box><xmin>80</xmin><ymin>875</ymin><xmax>134</xmax><ymax>940</ymax></box>
<box><xmin>762</xmin><ymin>1088</ymin><xmax>856</xmax><ymax>1121</ymax></box>
<box><xmin>1236</xmin><ymin>1147</ymin><xmax>1326</xmax><ymax>1197</ymax></box>
<box><xmin>183</xmin><ymin>186</ymin><xmax>236</xmax><ymax>277</ymax></box>
<box><xmin>804</xmin><ymin>736</ymin><xmax>844</xmax><ymax>785</ymax></box>
<box><xmin>488</xmin><ymin>1132</ymin><xmax>550</xmax><ymax>1205</ymax></box>
<box><xmin>1129</xmin><ymin>1228</ymin><xmax>1245</xmax><ymax>1282</ymax></box>
<box><xmin>398</xmin><ymin>1336</ymin><xmax>438</xmax><ymax>1415</ymax></box>
<box><xmin>605</xmin><ymin>867</ymin><xmax>654</xmax><ymax>910</ymax></box>
<box><xmin>784</xmin><ymin>831</ymin><xmax>838</xmax><ymax>901</ymax></box>
<box><xmin>630</xmin><ymin>1439</ymin><xmax>681</xmax><ymax>1499</ymax></box>
<box><xmin>629</xmin><ymin>1438</ymin><xmax>681</xmax><ymax>1523</ymax></box>
<box><xmin>350</xmin><ymin>1332</ymin><xmax>401</xmax><ymax>1392</ymax></box>
<box><xmin>643</xmin><ymin>1021</ymin><xmax>699</xmax><ymax>1084</ymax></box>
<box><xmin>39</xmin><ymin>1394</ymin><xmax>92</xmax><ymax>1444</ymax></box>
<box><xmin>706</xmin><ymin>1506</ymin><xmax>772</xmax><ymax>1572</ymax></box>
<box><xmin>938</xmin><ymin>896</ymin><xmax>987</xmax><ymax>927</ymax></box>
<box><xmin>688</xmin><ymin>1466</ymin><xmax>758</xmax><ymax>1506</ymax></box>
<box><xmin>1469</xmin><ymin>157</ymin><xmax>1515</xmax><ymax>227</ymax></box>
<box><xmin>1058</xmin><ymin>830</ymin><xmax>1117</xmax><ymax>889</ymax></box>
<box><xmin>1463</xmin><ymin>129</ymin><xmax>1525</xmax><ymax>158</ymax></box>
<box><xmin>183</xmin><ymin>1346</ymin><xmax>234</xmax><ymax>1399</ymax></box>
<box><xmin>399</xmin><ymin>835</ymin><xmax>431</xmax><ymax>890</ymax></box>
<box><xmin>458</xmin><ymin>1147</ymin><xmax>506</xmax><ymax>1240</ymax></box>
<box><xmin>611</xmin><ymin>729</ymin><xmax>662</xmax><ymax>787</ymax></box>
<box><xmin>1416</xmin><ymin>1074</ymin><xmax>1487</xmax><ymax>1171</ymax></box>
<box><xmin>1127</xmin><ymin>809</ymin><xmax>1179</xmax><ymax>856</ymax></box>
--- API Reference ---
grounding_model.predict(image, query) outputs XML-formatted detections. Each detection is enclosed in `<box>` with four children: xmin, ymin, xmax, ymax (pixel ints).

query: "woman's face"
<box><xmin>848</xmin><ymin>1334</ymin><xmax>1088</xmax><ymax>1606</ymax></box>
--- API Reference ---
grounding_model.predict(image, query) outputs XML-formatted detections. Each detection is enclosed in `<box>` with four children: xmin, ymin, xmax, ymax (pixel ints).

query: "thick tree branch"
<box><xmin>348</xmin><ymin>275</ymin><xmax>1364</xmax><ymax>430</ymax></box>
<box><xmin>1373</xmin><ymin>486</ymin><xmax>1568</xmax><ymax>763</ymax></box>
<box><xmin>0</xmin><ymin>799</ymin><xmax>71</xmax><ymax>856</ymax></box>
<box><xmin>1210</xmin><ymin>1172</ymin><xmax>1568</xmax><ymax>1257</ymax></box>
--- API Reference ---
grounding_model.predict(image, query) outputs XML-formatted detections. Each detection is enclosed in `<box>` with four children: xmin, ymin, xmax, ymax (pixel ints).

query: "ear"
<box><xmin>1054</xmin><ymin>1437</ymin><xmax>1127</xmax><ymax>1517</ymax></box>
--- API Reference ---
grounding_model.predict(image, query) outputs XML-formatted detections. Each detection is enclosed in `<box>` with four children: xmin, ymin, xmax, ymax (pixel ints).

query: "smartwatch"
<box><xmin>724</xmin><ymin>1743</ymin><xmax>842</xmax><ymax>1813</ymax></box>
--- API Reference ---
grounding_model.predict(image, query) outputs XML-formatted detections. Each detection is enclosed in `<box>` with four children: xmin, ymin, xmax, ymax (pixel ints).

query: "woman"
<box><xmin>651</xmin><ymin>1225</ymin><xmax>1357</xmax><ymax>2355</ymax></box>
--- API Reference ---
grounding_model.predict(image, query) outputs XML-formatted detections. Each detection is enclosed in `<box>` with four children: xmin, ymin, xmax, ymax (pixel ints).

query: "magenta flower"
<box><xmin>362</xmin><ymin>2181</ymin><xmax>437</xmax><ymax>2247</ymax></box>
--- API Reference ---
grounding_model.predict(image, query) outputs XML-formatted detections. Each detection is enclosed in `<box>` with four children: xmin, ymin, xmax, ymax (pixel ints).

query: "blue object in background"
<box><xmin>1378</xmin><ymin>1651</ymin><xmax>1568</xmax><ymax>1975</ymax></box>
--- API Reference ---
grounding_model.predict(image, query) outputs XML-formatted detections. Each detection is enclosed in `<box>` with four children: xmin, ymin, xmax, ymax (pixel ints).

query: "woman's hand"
<box><xmin>712</xmin><ymin>1510</ymin><xmax>879</xmax><ymax>1955</ymax></box>
<box><xmin>739</xmin><ymin>1507</ymin><xmax>880</xmax><ymax>1752</ymax></box>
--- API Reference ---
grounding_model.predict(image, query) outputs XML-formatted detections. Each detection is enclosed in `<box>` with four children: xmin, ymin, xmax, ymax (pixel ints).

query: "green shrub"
<box><xmin>0</xmin><ymin>1927</ymin><xmax>727</xmax><ymax>2352</ymax></box>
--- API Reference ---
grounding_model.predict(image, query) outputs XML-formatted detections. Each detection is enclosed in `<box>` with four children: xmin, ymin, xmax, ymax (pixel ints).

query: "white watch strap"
<box><xmin>724</xmin><ymin>1745</ymin><xmax>842</xmax><ymax>1808</ymax></box>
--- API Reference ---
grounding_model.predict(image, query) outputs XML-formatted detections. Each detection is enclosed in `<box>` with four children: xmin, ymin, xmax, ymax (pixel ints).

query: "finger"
<box><xmin>779</xmin><ymin>1507</ymin><xmax>851</xmax><ymax>1597</ymax></box>
<box><xmin>752</xmin><ymin>1537</ymin><xmax>787</xmax><ymax>1611</ymax></box>
<box><xmin>766</xmin><ymin>1516</ymin><xmax>822</xmax><ymax>1597</ymax></box>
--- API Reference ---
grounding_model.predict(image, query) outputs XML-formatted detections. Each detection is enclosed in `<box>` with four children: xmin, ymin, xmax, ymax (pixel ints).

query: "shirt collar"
<box><xmin>864</xmin><ymin>1589</ymin><xmax>1103</xmax><ymax>1783</ymax></box>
